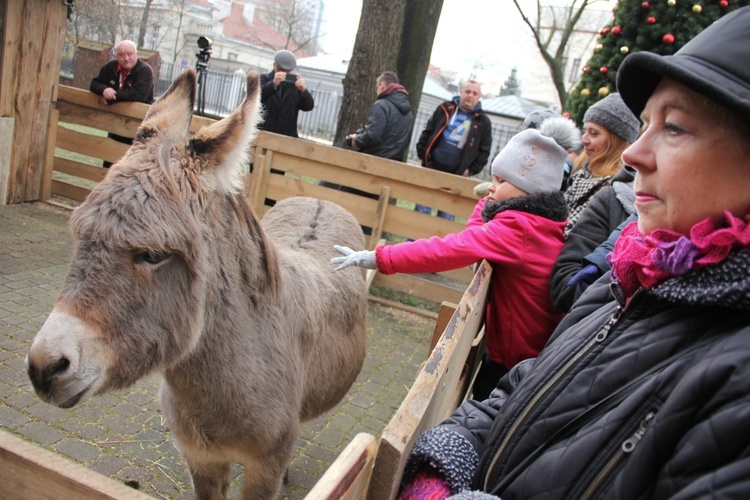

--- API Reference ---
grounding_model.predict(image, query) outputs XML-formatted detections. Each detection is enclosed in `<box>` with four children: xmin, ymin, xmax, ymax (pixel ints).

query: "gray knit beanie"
<box><xmin>492</xmin><ymin>117</ymin><xmax>581</xmax><ymax>195</ymax></box>
<box><xmin>583</xmin><ymin>93</ymin><xmax>640</xmax><ymax>143</ymax></box>
<box><xmin>273</xmin><ymin>50</ymin><xmax>297</xmax><ymax>71</ymax></box>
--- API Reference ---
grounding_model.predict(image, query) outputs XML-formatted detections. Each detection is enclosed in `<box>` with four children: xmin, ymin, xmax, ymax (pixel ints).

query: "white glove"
<box><xmin>331</xmin><ymin>245</ymin><xmax>377</xmax><ymax>271</ymax></box>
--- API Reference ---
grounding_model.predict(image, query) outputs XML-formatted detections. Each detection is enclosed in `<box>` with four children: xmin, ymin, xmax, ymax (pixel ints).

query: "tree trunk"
<box><xmin>333</xmin><ymin>0</ymin><xmax>407</xmax><ymax>147</ymax></box>
<box><xmin>137</xmin><ymin>0</ymin><xmax>153</xmax><ymax>49</ymax></box>
<box><xmin>397</xmin><ymin>0</ymin><xmax>444</xmax><ymax>120</ymax></box>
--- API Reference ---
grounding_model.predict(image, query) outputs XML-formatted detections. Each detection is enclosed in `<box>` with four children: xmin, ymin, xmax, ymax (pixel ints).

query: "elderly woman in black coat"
<box><xmin>398</xmin><ymin>7</ymin><xmax>750</xmax><ymax>499</ymax></box>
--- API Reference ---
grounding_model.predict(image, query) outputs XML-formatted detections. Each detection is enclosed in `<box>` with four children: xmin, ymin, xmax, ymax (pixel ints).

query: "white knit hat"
<box><xmin>492</xmin><ymin>117</ymin><xmax>581</xmax><ymax>195</ymax></box>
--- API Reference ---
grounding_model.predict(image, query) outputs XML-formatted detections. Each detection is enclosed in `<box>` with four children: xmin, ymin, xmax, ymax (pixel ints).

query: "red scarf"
<box><xmin>117</xmin><ymin>65</ymin><xmax>132</xmax><ymax>90</ymax></box>
<box><xmin>609</xmin><ymin>212</ymin><xmax>750</xmax><ymax>297</ymax></box>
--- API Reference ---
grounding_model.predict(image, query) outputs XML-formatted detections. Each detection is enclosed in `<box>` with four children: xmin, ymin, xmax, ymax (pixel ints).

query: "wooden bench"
<box><xmin>310</xmin><ymin>260</ymin><xmax>492</xmax><ymax>499</ymax></box>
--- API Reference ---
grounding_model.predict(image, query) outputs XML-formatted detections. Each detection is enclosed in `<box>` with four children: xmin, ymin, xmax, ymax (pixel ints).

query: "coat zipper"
<box><xmin>579</xmin><ymin>411</ymin><xmax>656</xmax><ymax>500</ymax></box>
<box><xmin>483</xmin><ymin>287</ymin><xmax>641</xmax><ymax>492</ymax></box>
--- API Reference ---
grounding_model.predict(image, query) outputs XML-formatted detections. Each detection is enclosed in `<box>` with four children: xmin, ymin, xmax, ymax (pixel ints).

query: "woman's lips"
<box><xmin>635</xmin><ymin>191</ymin><xmax>659</xmax><ymax>204</ymax></box>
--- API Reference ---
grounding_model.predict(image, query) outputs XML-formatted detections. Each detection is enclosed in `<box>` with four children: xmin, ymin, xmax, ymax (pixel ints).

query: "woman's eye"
<box><xmin>664</xmin><ymin>122</ymin><xmax>683</xmax><ymax>134</ymax></box>
<box><xmin>134</xmin><ymin>251</ymin><xmax>169</xmax><ymax>265</ymax></box>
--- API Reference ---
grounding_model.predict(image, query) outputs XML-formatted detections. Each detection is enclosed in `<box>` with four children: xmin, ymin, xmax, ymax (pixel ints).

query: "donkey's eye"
<box><xmin>134</xmin><ymin>251</ymin><xmax>170</xmax><ymax>265</ymax></box>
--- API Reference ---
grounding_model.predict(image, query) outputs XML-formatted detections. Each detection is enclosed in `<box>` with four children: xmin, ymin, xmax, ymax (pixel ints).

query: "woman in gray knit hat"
<box><xmin>563</xmin><ymin>92</ymin><xmax>640</xmax><ymax>236</ymax></box>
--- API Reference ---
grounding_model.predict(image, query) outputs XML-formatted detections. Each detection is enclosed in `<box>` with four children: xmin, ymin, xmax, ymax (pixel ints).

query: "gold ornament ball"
<box><xmin>598</xmin><ymin>87</ymin><xmax>611</xmax><ymax>97</ymax></box>
<box><xmin>620</xmin><ymin>46</ymin><xmax>630</xmax><ymax>54</ymax></box>
<box><xmin>692</xmin><ymin>4</ymin><xmax>702</xmax><ymax>12</ymax></box>
<box><xmin>667</xmin><ymin>0</ymin><xmax>676</xmax><ymax>5</ymax></box>
<box><xmin>581</xmin><ymin>88</ymin><xmax>591</xmax><ymax>97</ymax></box>
<box><xmin>595</xmin><ymin>44</ymin><xmax>604</xmax><ymax>52</ymax></box>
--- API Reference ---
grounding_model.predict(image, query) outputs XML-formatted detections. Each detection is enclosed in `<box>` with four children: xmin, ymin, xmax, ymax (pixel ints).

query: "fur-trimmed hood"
<box><xmin>481</xmin><ymin>191</ymin><xmax>568</xmax><ymax>223</ymax></box>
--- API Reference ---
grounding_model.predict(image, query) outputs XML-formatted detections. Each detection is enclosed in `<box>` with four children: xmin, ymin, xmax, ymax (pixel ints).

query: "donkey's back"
<box><xmin>261</xmin><ymin>196</ymin><xmax>367</xmax><ymax>419</ymax></box>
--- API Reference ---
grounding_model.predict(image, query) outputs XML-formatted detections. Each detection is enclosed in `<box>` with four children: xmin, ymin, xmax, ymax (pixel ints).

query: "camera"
<box><xmin>197</xmin><ymin>36</ymin><xmax>212</xmax><ymax>50</ymax></box>
<box><xmin>196</xmin><ymin>36</ymin><xmax>213</xmax><ymax>68</ymax></box>
<box><xmin>282</xmin><ymin>73</ymin><xmax>298</xmax><ymax>86</ymax></box>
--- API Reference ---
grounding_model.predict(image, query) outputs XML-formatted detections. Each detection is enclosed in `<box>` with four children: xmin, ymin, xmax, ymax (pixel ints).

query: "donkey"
<box><xmin>26</xmin><ymin>69</ymin><xmax>368</xmax><ymax>499</ymax></box>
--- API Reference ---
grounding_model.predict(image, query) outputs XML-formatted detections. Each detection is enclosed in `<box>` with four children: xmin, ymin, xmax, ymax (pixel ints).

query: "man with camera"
<box><xmin>259</xmin><ymin>50</ymin><xmax>314</xmax><ymax>138</ymax></box>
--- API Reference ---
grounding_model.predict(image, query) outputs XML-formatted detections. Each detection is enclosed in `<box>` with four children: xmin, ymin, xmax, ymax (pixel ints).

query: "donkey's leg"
<box><xmin>240</xmin><ymin>428</ymin><xmax>298</xmax><ymax>500</ymax></box>
<box><xmin>186</xmin><ymin>457</ymin><xmax>231</xmax><ymax>500</ymax></box>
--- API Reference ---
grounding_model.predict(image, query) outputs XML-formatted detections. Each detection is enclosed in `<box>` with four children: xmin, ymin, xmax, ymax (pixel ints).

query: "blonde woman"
<box><xmin>563</xmin><ymin>92</ymin><xmax>639</xmax><ymax>236</ymax></box>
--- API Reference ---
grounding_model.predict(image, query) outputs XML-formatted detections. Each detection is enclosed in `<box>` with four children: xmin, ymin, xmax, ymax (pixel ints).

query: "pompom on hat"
<box><xmin>520</xmin><ymin>108</ymin><xmax>560</xmax><ymax>130</ymax></box>
<box><xmin>273</xmin><ymin>50</ymin><xmax>297</xmax><ymax>71</ymax></box>
<box><xmin>492</xmin><ymin>117</ymin><xmax>581</xmax><ymax>195</ymax></box>
<box><xmin>583</xmin><ymin>93</ymin><xmax>640</xmax><ymax>144</ymax></box>
<box><xmin>617</xmin><ymin>6</ymin><xmax>750</xmax><ymax>125</ymax></box>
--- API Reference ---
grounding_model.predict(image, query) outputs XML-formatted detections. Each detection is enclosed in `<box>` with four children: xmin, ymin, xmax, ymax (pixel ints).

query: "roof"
<box><xmin>480</xmin><ymin>95</ymin><xmax>546</xmax><ymax>119</ymax></box>
<box><xmin>220</xmin><ymin>2</ymin><xmax>309</xmax><ymax>57</ymax></box>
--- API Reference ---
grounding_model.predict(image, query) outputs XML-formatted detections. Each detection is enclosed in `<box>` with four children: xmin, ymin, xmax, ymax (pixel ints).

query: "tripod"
<box><xmin>195</xmin><ymin>43</ymin><xmax>211</xmax><ymax>116</ymax></box>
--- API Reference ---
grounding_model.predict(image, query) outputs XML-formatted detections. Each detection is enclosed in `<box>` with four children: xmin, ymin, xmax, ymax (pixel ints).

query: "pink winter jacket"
<box><xmin>376</xmin><ymin>196</ymin><xmax>566</xmax><ymax>368</ymax></box>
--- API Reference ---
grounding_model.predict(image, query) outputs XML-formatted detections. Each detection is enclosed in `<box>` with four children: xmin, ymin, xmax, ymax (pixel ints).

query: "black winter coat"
<box><xmin>416</xmin><ymin>99</ymin><xmax>492</xmax><ymax>176</ymax></box>
<box><xmin>354</xmin><ymin>91</ymin><xmax>414</xmax><ymax>161</ymax></box>
<box><xmin>89</xmin><ymin>59</ymin><xmax>154</xmax><ymax>104</ymax></box>
<box><xmin>404</xmin><ymin>248</ymin><xmax>750</xmax><ymax>499</ymax></box>
<box><xmin>550</xmin><ymin>166</ymin><xmax>636</xmax><ymax>312</ymax></box>
<box><xmin>258</xmin><ymin>70</ymin><xmax>314</xmax><ymax>138</ymax></box>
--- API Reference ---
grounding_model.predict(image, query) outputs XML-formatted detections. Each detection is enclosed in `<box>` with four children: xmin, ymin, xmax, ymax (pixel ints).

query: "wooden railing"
<box><xmin>304</xmin><ymin>260</ymin><xmax>492</xmax><ymax>499</ymax></box>
<box><xmin>49</xmin><ymin>85</ymin><xmax>484</xmax><ymax>304</ymax></box>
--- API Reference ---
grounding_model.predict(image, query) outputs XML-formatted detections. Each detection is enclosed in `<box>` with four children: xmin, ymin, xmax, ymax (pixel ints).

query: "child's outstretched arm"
<box><xmin>331</xmin><ymin>245</ymin><xmax>377</xmax><ymax>270</ymax></box>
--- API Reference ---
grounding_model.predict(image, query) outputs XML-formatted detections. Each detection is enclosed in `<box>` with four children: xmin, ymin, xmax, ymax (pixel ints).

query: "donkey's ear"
<box><xmin>134</xmin><ymin>69</ymin><xmax>197</xmax><ymax>144</ymax></box>
<box><xmin>187</xmin><ymin>71</ymin><xmax>262</xmax><ymax>189</ymax></box>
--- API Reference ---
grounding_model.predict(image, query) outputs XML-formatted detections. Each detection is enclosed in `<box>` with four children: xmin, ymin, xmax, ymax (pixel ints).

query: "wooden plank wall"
<box><xmin>50</xmin><ymin>84</ymin><xmax>482</xmax><ymax>304</ymax></box>
<box><xmin>0</xmin><ymin>0</ymin><xmax>68</xmax><ymax>203</ymax></box>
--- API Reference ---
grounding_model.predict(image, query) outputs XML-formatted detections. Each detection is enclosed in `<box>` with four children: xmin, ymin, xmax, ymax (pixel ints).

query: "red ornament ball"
<box><xmin>646</xmin><ymin>16</ymin><xmax>656</xmax><ymax>25</ymax></box>
<box><xmin>612</xmin><ymin>25</ymin><xmax>622</xmax><ymax>36</ymax></box>
<box><xmin>600</xmin><ymin>66</ymin><xmax>609</xmax><ymax>74</ymax></box>
<box><xmin>600</xmin><ymin>26</ymin><xmax>611</xmax><ymax>36</ymax></box>
<box><xmin>641</xmin><ymin>1</ymin><xmax>650</xmax><ymax>8</ymax></box>
<box><xmin>582</xmin><ymin>65</ymin><xmax>590</xmax><ymax>73</ymax></box>
<box><xmin>662</xmin><ymin>33</ymin><xmax>675</xmax><ymax>44</ymax></box>
<box><xmin>562</xmin><ymin>112</ymin><xmax>572</xmax><ymax>119</ymax></box>
<box><xmin>719</xmin><ymin>0</ymin><xmax>728</xmax><ymax>7</ymax></box>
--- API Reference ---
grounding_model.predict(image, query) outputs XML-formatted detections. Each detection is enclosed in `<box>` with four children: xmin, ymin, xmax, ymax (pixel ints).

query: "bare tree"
<box><xmin>260</xmin><ymin>0</ymin><xmax>320</xmax><ymax>53</ymax></box>
<box><xmin>333</xmin><ymin>0</ymin><xmax>408</xmax><ymax>147</ymax></box>
<box><xmin>511</xmin><ymin>0</ymin><xmax>605</xmax><ymax>109</ymax></box>
<box><xmin>137</xmin><ymin>0</ymin><xmax>154</xmax><ymax>49</ymax></box>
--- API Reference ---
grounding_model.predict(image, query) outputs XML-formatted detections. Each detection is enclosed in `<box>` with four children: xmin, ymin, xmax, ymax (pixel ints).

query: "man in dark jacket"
<box><xmin>258</xmin><ymin>50</ymin><xmax>314</xmax><ymax>138</ymax></box>
<box><xmin>90</xmin><ymin>40</ymin><xmax>154</xmax><ymax>167</ymax></box>
<box><xmin>90</xmin><ymin>40</ymin><xmax>154</xmax><ymax>106</ymax></box>
<box><xmin>415</xmin><ymin>80</ymin><xmax>492</xmax><ymax>219</ymax></box>
<box><xmin>346</xmin><ymin>71</ymin><xmax>414</xmax><ymax>161</ymax></box>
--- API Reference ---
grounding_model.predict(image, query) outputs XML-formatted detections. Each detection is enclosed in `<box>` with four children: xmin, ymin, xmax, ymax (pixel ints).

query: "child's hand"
<box><xmin>331</xmin><ymin>245</ymin><xmax>377</xmax><ymax>271</ymax></box>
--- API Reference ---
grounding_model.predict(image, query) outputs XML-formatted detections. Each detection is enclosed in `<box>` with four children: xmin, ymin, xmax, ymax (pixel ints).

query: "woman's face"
<box><xmin>581</xmin><ymin>122</ymin><xmax>611</xmax><ymax>160</ymax></box>
<box><xmin>622</xmin><ymin>78</ymin><xmax>750</xmax><ymax>236</ymax></box>
<box><xmin>487</xmin><ymin>175</ymin><xmax>528</xmax><ymax>202</ymax></box>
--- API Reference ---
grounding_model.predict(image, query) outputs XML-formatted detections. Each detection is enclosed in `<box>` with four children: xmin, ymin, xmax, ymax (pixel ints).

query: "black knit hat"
<box><xmin>617</xmin><ymin>6</ymin><xmax>750</xmax><ymax>124</ymax></box>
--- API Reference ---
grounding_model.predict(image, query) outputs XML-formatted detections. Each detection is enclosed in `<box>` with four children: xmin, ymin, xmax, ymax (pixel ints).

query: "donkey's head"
<box><xmin>27</xmin><ymin>69</ymin><xmax>266</xmax><ymax>408</ymax></box>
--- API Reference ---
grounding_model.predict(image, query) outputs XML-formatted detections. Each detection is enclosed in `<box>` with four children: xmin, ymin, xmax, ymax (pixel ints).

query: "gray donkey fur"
<box><xmin>26</xmin><ymin>69</ymin><xmax>367</xmax><ymax>499</ymax></box>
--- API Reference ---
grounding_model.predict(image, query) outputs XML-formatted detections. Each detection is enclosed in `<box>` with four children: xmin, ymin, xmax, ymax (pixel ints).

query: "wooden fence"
<box><xmin>49</xmin><ymin>84</ymin><xmax>484</xmax><ymax>305</ymax></box>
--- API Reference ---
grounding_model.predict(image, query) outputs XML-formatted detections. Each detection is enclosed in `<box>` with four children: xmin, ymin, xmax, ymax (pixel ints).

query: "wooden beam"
<box><xmin>304</xmin><ymin>433</ymin><xmax>378</xmax><ymax>500</ymax></box>
<box><xmin>0</xmin><ymin>430</ymin><xmax>151</xmax><ymax>499</ymax></box>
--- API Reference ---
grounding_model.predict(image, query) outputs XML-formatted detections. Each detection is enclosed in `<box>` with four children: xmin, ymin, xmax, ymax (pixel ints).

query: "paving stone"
<box><xmin>18</xmin><ymin>421</ymin><xmax>64</xmax><ymax>444</ymax></box>
<box><xmin>56</xmin><ymin>438</ymin><xmax>101</xmax><ymax>463</ymax></box>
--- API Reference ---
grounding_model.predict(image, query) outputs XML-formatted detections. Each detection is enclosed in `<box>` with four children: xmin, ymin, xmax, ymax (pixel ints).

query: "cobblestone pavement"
<box><xmin>0</xmin><ymin>202</ymin><xmax>435</xmax><ymax>499</ymax></box>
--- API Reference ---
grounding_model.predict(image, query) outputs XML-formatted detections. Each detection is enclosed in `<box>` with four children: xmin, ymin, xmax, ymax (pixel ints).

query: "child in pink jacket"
<box><xmin>332</xmin><ymin>117</ymin><xmax>581</xmax><ymax>399</ymax></box>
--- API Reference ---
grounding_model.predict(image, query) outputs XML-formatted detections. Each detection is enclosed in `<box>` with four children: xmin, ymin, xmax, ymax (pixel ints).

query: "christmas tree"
<box><xmin>500</xmin><ymin>67</ymin><xmax>522</xmax><ymax>97</ymax></box>
<box><xmin>566</xmin><ymin>0</ymin><xmax>744</xmax><ymax>124</ymax></box>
